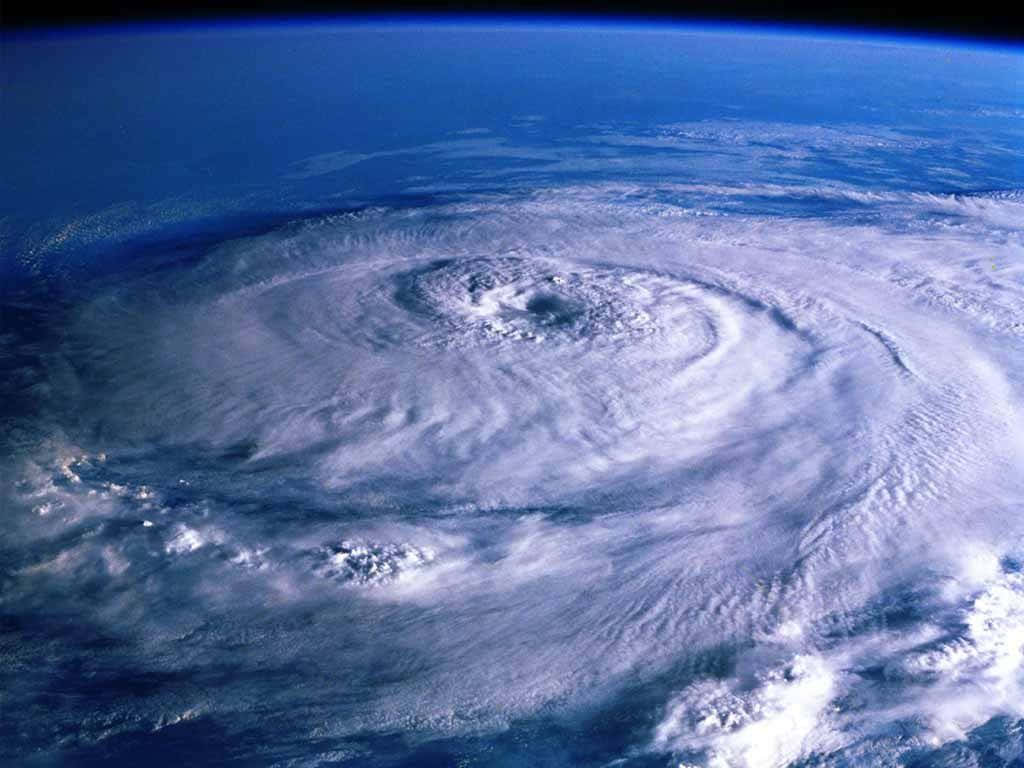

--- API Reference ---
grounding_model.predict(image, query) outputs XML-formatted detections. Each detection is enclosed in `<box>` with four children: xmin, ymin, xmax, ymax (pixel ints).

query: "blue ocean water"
<box><xmin>2</xmin><ymin>21</ymin><xmax>1024</xmax><ymax>767</ymax></box>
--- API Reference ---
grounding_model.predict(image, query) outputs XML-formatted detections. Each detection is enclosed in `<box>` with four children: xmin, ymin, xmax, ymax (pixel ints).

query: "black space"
<box><xmin>1</xmin><ymin>0</ymin><xmax>1022</xmax><ymax>46</ymax></box>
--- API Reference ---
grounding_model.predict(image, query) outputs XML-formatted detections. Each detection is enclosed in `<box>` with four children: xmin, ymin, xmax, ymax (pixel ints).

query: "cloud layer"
<box><xmin>3</xmin><ymin>183</ymin><xmax>1024</xmax><ymax>766</ymax></box>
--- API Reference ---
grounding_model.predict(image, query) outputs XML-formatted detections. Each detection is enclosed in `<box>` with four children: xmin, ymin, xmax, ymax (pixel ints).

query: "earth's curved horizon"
<box><xmin>2</xmin><ymin>20</ymin><xmax>1023</xmax><ymax>767</ymax></box>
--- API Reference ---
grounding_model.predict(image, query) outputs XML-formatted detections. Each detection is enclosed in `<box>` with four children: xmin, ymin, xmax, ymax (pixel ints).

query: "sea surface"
<box><xmin>2</xmin><ymin>22</ymin><xmax>1023</xmax><ymax>767</ymax></box>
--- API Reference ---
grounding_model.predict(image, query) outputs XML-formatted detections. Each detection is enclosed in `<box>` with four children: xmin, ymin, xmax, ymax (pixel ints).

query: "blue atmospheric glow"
<box><xmin>3</xmin><ymin>13</ymin><xmax>1023</xmax><ymax>53</ymax></box>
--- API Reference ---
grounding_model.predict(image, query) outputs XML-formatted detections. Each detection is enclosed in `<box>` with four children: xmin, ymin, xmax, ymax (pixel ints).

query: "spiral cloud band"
<box><xmin>4</xmin><ymin>182</ymin><xmax>1024</xmax><ymax>765</ymax></box>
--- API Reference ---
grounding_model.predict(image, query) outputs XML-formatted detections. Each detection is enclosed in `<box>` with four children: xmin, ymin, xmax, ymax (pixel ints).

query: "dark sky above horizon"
<box><xmin>2</xmin><ymin>0</ymin><xmax>1022</xmax><ymax>46</ymax></box>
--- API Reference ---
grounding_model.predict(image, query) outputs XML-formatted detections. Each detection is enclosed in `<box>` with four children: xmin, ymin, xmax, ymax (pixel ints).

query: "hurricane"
<box><xmin>2</xmin><ymin>22</ymin><xmax>1023</xmax><ymax>768</ymax></box>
